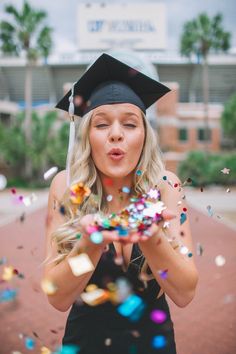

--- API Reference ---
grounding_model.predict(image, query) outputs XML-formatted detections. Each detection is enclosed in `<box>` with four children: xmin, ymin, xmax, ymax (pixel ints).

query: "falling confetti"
<box><xmin>117</xmin><ymin>294</ymin><xmax>146</xmax><ymax>321</ymax></box>
<box><xmin>0</xmin><ymin>288</ymin><xmax>18</xmax><ymax>302</ymax></box>
<box><xmin>158</xmin><ymin>269</ymin><xmax>168</xmax><ymax>279</ymax></box>
<box><xmin>2</xmin><ymin>266</ymin><xmax>15</xmax><ymax>281</ymax></box>
<box><xmin>150</xmin><ymin>309</ymin><xmax>167</xmax><ymax>324</ymax></box>
<box><xmin>147</xmin><ymin>188</ymin><xmax>160</xmax><ymax>200</ymax></box>
<box><xmin>215</xmin><ymin>255</ymin><xmax>226</xmax><ymax>267</ymax></box>
<box><xmin>41</xmin><ymin>279</ymin><xmax>58</xmax><ymax>295</ymax></box>
<box><xmin>180</xmin><ymin>212</ymin><xmax>187</xmax><ymax>225</ymax></box>
<box><xmin>90</xmin><ymin>231</ymin><xmax>103</xmax><ymax>244</ymax></box>
<box><xmin>52</xmin><ymin>344</ymin><xmax>80</xmax><ymax>354</ymax></box>
<box><xmin>80</xmin><ymin>286</ymin><xmax>109</xmax><ymax>306</ymax></box>
<box><xmin>136</xmin><ymin>169</ymin><xmax>142</xmax><ymax>176</ymax></box>
<box><xmin>0</xmin><ymin>174</ymin><xmax>7</xmax><ymax>190</ymax></box>
<box><xmin>179</xmin><ymin>245</ymin><xmax>189</xmax><ymax>255</ymax></box>
<box><xmin>70</xmin><ymin>182</ymin><xmax>91</xmax><ymax>205</ymax></box>
<box><xmin>44</xmin><ymin>166</ymin><xmax>58</xmax><ymax>180</ymax></box>
<box><xmin>206</xmin><ymin>205</ymin><xmax>214</xmax><ymax>217</ymax></box>
<box><xmin>25</xmin><ymin>336</ymin><xmax>36</xmax><ymax>350</ymax></box>
<box><xmin>104</xmin><ymin>338</ymin><xmax>112</xmax><ymax>346</ymax></box>
<box><xmin>221</xmin><ymin>168</ymin><xmax>230</xmax><ymax>174</ymax></box>
<box><xmin>196</xmin><ymin>243</ymin><xmax>204</xmax><ymax>256</ymax></box>
<box><xmin>226</xmin><ymin>188</ymin><xmax>231</xmax><ymax>193</ymax></box>
<box><xmin>152</xmin><ymin>335</ymin><xmax>167</xmax><ymax>349</ymax></box>
<box><xmin>122</xmin><ymin>186</ymin><xmax>130</xmax><ymax>194</ymax></box>
<box><xmin>67</xmin><ymin>253</ymin><xmax>95</xmax><ymax>277</ymax></box>
<box><xmin>106</xmin><ymin>194</ymin><xmax>113</xmax><ymax>202</ymax></box>
<box><xmin>41</xmin><ymin>346</ymin><xmax>52</xmax><ymax>354</ymax></box>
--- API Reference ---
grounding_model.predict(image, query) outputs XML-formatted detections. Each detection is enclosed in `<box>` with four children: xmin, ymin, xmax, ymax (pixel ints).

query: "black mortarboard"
<box><xmin>55</xmin><ymin>53</ymin><xmax>170</xmax><ymax>187</ymax></box>
<box><xmin>55</xmin><ymin>53</ymin><xmax>170</xmax><ymax>117</ymax></box>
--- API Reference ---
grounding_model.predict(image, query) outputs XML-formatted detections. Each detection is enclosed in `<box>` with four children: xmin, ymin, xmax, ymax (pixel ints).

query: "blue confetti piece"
<box><xmin>117</xmin><ymin>226</ymin><xmax>128</xmax><ymax>236</ymax></box>
<box><xmin>117</xmin><ymin>294</ymin><xmax>144</xmax><ymax>318</ymax></box>
<box><xmin>53</xmin><ymin>344</ymin><xmax>80</xmax><ymax>354</ymax></box>
<box><xmin>122</xmin><ymin>186</ymin><xmax>130</xmax><ymax>193</ymax></box>
<box><xmin>25</xmin><ymin>336</ymin><xmax>36</xmax><ymax>350</ymax></box>
<box><xmin>180</xmin><ymin>212</ymin><xmax>187</xmax><ymax>225</ymax></box>
<box><xmin>152</xmin><ymin>335</ymin><xmax>167</xmax><ymax>349</ymax></box>
<box><xmin>90</xmin><ymin>231</ymin><xmax>103</xmax><ymax>244</ymax></box>
<box><xmin>0</xmin><ymin>288</ymin><xmax>17</xmax><ymax>302</ymax></box>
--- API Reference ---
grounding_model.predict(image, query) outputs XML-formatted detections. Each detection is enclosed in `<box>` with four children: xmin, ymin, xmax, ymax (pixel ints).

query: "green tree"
<box><xmin>0</xmin><ymin>1</ymin><xmax>53</xmax><ymax>179</ymax></box>
<box><xmin>221</xmin><ymin>93</ymin><xmax>236</xmax><ymax>147</ymax></box>
<box><xmin>180</xmin><ymin>13</ymin><xmax>231</xmax><ymax>151</ymax></box>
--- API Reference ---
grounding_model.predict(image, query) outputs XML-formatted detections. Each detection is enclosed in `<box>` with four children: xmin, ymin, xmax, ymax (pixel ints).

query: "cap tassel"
<box><xmin>66</xmin><ymin>83</ymin><xmax>76</xmax><ymax>187</ymax></box>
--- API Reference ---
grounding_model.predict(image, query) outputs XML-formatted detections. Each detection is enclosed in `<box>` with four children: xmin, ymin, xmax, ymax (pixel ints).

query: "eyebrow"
<box><xmin>92</xmin><ymin>112</ymin><xmax>140</xmax><ymax>119</ymax></box>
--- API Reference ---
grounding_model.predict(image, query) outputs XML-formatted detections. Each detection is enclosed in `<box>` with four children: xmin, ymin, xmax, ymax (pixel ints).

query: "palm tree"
<box><xmin>180</xmin><ymin>13</ymin><xmax>231</xmax><ymax>151</ymax></box>
<box><xmin>0</xmin><ymin>1</ymin><xmax>53</xmax><ymax>179</ymax></box>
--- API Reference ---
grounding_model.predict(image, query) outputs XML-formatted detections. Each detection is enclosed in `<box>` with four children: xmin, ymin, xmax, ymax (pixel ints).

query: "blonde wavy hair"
<box><xmin>46</xmin><ymin>108</ymin><xmax>165</xmax><ymax>278</ymax></box>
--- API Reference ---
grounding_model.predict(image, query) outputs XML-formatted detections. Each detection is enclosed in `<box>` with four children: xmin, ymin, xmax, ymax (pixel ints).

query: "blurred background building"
<box><xmin>0</xmin><ymin>0</ymin><xmax>236</xmax><ymax>173</ymax></box>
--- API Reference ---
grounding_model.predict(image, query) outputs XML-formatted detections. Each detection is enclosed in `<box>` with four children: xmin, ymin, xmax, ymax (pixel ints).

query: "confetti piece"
<box><xmin>0</xmin><ymin>257</ymin><xmax>7</xmax><ymax>265</ymax></box>
<box><xmin>0</xmin><ymin>174</ymin><xmax>7</xmax><ymax>190</ymax></box>
<box><xmin>23</xmin><ymin>193</ymin><xmax>38</xmax><ymax>207</ymax></box>
<box><xmin>226</xmin><ymin>188</ymin><xmax>231</xmax><ymax>193</ymax></box>
<box><xmin>147</xmin><ymin>188</ymin><xmax>160</xmax><ymax>199</ymax></box>
<box><xmin>142</xmin><ymin>201</ymin><xmax>166</xmax><ymax>217</ymax></box>
<box><xmin>122</xmin><ymin>186</ymin><xmax>130</xmax><ymax>194</ymax></box>
<box><xmin>179</xmin><ymin>245</ymin><xmax>189</xmax><ymax>255</ymax></box>
<box><xmin>206</xmin><ymin>205</ymin><xmax>214</xmax><ymax>217</ymax></box>
<box><xmin>158</xmin><ymin>269</ymin><xmax>168</xmax><ymax>279</ymax></box>
<box><xmin>90</xmin><ymin>231</ymin><xmax>103</xmax><ymax>244</ymax></box>
<box><xmin>67</xmin><ymin>253</ymin><xmax>95</xmax><ymax>277</ymax></box>
<box><xmin>150</xmin><ymin>309</ymin><xmax>167</xmax><ymax>324</ymax></box>
<box><xmin>180</xmin><ymin>212</ymin><xmax>187</xmax><ymax>225</ymax></box>
<box><xmin>52</xmin><ymin>344</ymin><xmax>80</xmax><ymax>354</ymax></box>
<box><xmin>70</xmin><ymin>182</ymin><xmax>91</xmax><ymax>205</ymax></box>
<box><xmin>0</xmin><ymin>288</ymin><xmax>17</xmax><ymax>302</ymax></box>
<box><xmin>80</xmin><ymin>287</ymin><xmax>109</xmax><ymax>306</ymax></box>
<box><xmin>215</xmin><ymin>255</ymin><xmax>226</xmax><ymax>267</ymax></box>
<box><xmin>44</xmin><ymin>166</ymin><xmax>58</xmax><ymax>180</ymax></box>
<box><xmin>41</xmin><ymin>346</ymin><xmax>52</xmax><ymax>354</ymax></box>
<box><xmin>117</xmin><ymin>294</ymin><xmax>146</xmax><ymax>321</ymax></box>
<box><xmin>25</xmin><ymin>337</ymin><xmax>35</xmax><ymax>350</ymax></box>
<box><xmin>136</xmin><ymin>169</ymin><xmax>142</xmax><ymax>176</ymax></box>
<box><xmin>196</xmin><ymin>243</ymin><xmax>204</xmax><ymax>256</ymax></box>
<box><xmin>41</xmin><ymin>279</ymin><xmax>58</xmax><ymax>295</ymax></box>
<box><xmin>106</xmin><ymin>194</ymin><xmax>113</xmax><ymax>202</ymax></box>
<box><xmin>104</xmin><ymin>338</ymin><xmax>112</xmax><ymax>346</ymax></box>
<box><xmin>152</xmin><ymin>335</ymin><xmax>167</xmax><ymax>349</ymax></box>
<box><xmin>2</xmin><ymin>266</ymin><xmax>15</xmax><ymax>281</ymax></box>
<box><xmin>188</xmin><ymin>252</ymin><xmax>193</xmax><ymax>257</ymax></box>
<box><xmin>221</xmin><ymin>168</ymin><xmax>230</xmax><ymax>174</ymax></box>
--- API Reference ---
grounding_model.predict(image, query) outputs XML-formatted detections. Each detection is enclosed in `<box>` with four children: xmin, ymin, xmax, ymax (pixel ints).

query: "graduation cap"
<box><xmin>55</xmin><ymin>53</ymin><xmax>170</xmax><ymax>186</ymax></box>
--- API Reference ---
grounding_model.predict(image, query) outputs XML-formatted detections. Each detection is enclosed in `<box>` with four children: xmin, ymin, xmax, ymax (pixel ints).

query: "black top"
<box><xmin>62</xmin><ymin>243</ymin><xmax>177</xmax><ymax>354</ymax></box>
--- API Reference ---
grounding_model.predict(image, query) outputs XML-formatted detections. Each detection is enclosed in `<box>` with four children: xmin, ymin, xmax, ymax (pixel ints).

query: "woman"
<box><xmin>43</xmin><ymin>54</ymin><xmax>198</xmax><ymax>354</ymax></box>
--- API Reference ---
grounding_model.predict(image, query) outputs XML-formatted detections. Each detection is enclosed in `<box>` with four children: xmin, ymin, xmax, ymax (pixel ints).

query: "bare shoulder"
<box><xmin>158</xmin><ymin>169</ymin><xmax>181</xmax><ymax>192</ymax></box>
<box><xmin>49</xmin><ymin>169</ymin><xmax>67</xmax><ymax>202</ymax></box>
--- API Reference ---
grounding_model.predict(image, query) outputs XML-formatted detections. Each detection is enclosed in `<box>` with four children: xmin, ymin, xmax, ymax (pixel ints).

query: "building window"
<box><xmin>179</xmin><ymin>128</ymin><xmax>188</xmax><ymax>141</ymax></box>
<box><xmin>198</xmin><ymin>128</ymin><xmax>211</xmax><ymax>141</ymax></box>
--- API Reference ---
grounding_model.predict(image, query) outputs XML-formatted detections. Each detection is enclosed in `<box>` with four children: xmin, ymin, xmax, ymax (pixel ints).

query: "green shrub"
<box><xmin>178</xmin><ymin>150</ymin><xmax>236</xmax><ymax>186</ymax></box>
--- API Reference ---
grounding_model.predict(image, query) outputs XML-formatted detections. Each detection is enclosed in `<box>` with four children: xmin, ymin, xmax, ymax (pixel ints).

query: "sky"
<box><xmin>0</xmin><ymin>0</ymin><xmax>236</xmax><ymax>54</ymax></box>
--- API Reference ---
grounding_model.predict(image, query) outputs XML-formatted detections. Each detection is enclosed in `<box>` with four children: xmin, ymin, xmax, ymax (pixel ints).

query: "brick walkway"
<box><xmin>0</xmin><ymin>205</ymin><xmax>236</xmax><ymax>354</ymax></box>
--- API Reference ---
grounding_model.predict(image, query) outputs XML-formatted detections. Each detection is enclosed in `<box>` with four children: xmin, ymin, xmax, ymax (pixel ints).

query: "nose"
<box><xmin>108</xmin><ymin>122</ymin><xmax>124</xmax><ymax>143</ymax></box>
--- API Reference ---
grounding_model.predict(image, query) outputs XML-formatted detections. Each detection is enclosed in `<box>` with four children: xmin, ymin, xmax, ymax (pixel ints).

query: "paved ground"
<box><xmin>0</xmin><ymin>187</ymin><xmax>236</xmax><ymax>354</ymax></box>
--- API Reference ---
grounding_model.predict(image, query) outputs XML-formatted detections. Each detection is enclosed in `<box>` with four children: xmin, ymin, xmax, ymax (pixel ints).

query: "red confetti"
<box><xmin>11</xmin><ymin>188</ymin><xmax>16</xmax><ymax>194</ymax></box>
<box><xmin>183</xmin><ymin>207</ymin><xmax>187</xmax><ymax>212</ymax></box>
<box><xmin>174</xmin><ymin>183</ymin><xmax>179</xmax><ymax>188</ymax></box>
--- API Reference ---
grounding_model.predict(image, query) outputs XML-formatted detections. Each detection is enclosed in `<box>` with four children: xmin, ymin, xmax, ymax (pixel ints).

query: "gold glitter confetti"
<box><xmin>70</xmin><ymin>182</ymin><xmax>91</xmax><ymax>205</ymax></box>
<box><xmin>41</xmin><ymin>279</ymin><xmax>58</xmax><ymax>295</ymax></box>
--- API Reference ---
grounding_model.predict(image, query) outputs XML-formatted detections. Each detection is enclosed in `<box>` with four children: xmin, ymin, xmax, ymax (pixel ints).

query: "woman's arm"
<box><xmin>138</xmin><ymin>170</ymin><xmax>199</xmax><ymax>308</ymax></box>
<box><xmin>43</xmin><ymin>171</ymin><xmax>106</xmax><ymax>312</ymax></box>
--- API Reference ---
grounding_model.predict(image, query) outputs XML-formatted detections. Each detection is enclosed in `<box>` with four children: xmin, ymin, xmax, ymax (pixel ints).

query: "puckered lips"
<box><xmin>107</xmin><ymin>148</ymin><xmax>125</xmax><ymax>161</ymax></box>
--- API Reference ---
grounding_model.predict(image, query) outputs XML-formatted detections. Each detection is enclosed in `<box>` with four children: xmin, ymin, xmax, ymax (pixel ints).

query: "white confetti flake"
<box><xmin>43</xmin><ymin>166</ymin><xmax>58</xmax><ymax>180</ymax></box>
<box><xmin>220</xmin><ymin>168</ymin><xmax>230</xmax><ymax>175</ymax></box>
<box><xmin>68</xmin><ymin>253</ymin><xmax>95</xmax><ymax>276</ymax></box>
<box><xmin>41</xmin><ymin>279</ymin><xmax>58</xmax><ymax>295</ymax></box>
<box><xmin>215</xmin><ymin>255</ymin><xmax>226</xmax><ymax>267</ymax></box>
<box><xmin>147</xmin><ymin>188</ymin><xmax>159</xmax><ymax>199</ymax></box>
<box><xmin>179</xmin><ymin>245</ymin><xmax>189</xmax><ymax>255</ymax></box>
<box><xmin>142</xmin><ymin>201</ymin><xmax>166</xmax><ymax>217</ymax></box>
<box><xmin>106</xmin><ymin>194</ymin><xmax>113</xmax><ymax>202</ymax></box>
<box><xmin>0</xmin><ymin>174</ymin><xmax>7</xmax><ymax>190</ymax></box>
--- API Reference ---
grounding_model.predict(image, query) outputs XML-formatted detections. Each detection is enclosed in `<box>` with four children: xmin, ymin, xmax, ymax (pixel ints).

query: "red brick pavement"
<box><xmin>0</xmin><ymin>206</ymin><xmax>236</xmax><ymax>354</ymax></box>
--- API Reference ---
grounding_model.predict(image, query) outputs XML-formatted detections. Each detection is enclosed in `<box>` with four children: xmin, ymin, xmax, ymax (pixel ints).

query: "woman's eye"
<box><xmin>96</xmin><ymin>124</ymin><xmax>108</xmax><ymax>128</ymax></box>
<box><xmin>124</xmin><ymin>124</ymin><xmax>136</xmax><ymax>128</ymax></box>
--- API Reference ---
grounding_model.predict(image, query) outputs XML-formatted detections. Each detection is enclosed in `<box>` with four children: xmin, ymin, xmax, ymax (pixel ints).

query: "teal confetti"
<box><xmin>53</xmin><ymin>344</ymin><xmax>80</xmax><ymax>354</ymax></box>
<box><xmin>136</xmin><ymin>170</ymin><xmax>142</xmax><ymax>176</ymax></box>
<box><xmin>180</xmin><ymin>212</ymin><xmax>187</xmax><ymax>224</ymax></box>
<box><xmin>118</xmin><ymin>294</ymin><xmax>144</xmax><ymax>319</ymax></box>
<box><xmin>25</xmin><ymin>337</ymin><xmax>36</xmax><ymax>350</ymax></box>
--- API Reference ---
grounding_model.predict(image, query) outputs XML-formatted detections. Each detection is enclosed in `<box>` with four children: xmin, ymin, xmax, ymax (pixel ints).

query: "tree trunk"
<box><xmin>202</xmin><ymin>57</ymin><xmax>210</xmax><ymax>153</ymax></box>
<box><xmin>24</xmin><ymin>62</ymin><xmax>33</xmax><ymax>180</ymax></box>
